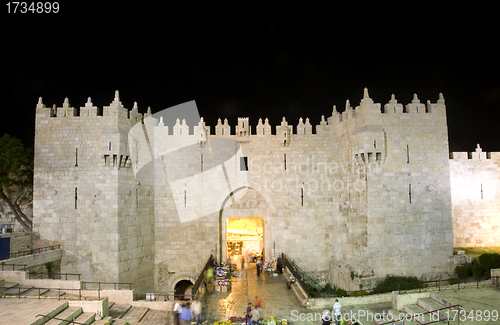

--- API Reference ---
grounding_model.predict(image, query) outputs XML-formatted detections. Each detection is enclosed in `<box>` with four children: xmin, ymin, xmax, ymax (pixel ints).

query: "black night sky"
<box><xmin>2</xmin><ymin>7</ymin><xmax>499</xmax><ymax>153</ymax></box>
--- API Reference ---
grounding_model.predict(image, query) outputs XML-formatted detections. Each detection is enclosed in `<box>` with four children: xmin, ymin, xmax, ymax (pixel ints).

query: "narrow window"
<box><xmin>301</xmin><ymin>187</ymin><xmax>304</xmax><ymax>206</ymax></box>
<box><xmin>75</xmin><ymin>148</ymin><xmax>78</xmax><ymax>167</ymax></box>
<box><xmin>184</xmin><ymin>190</ymin><xmax>187</xmax><ymax>207</ymax></box>
<box><xmin>376</xmin><ymin>153</ymin><xmax>381</xmax><ymax>163</ymax></box>
<box><xmin>240</xmin><ymin>157</ymin><xmax>248</xmax><ymax>171</ymax></box>
<box><xmin>104</xmin><ymin>155</ymin><xmax>109</xmax><ymax>167</ymax></box>
<box><xmin>374</xmin><ymin>140</ymin><xmax>376</xmax><ymax>148</ymax></box>
<box><xmin>406</xmin><ymin>145</ymin><xmax>410</xmax><ymax>163</ymax></box>
<box><xmin>109</xmin><ymin>142</ymin><xmax>111</xmax><ymax>151</ymax></box>
<box><xmin>113</xmin><ymin>155</ymin><xmax>117</xmax><ymax>167</ymax></box>
<box><xmin>284</xmin><ymin>153</ymin><xmax>287</xmax><ymax>170</ymax></box>
<box><xmin>487</xmin><ymin>152</ymin><xmax>492</xmax><ymax>159</ymax></box>
<box><xmin>136</xmin><ymin>188</ymin><xmax>139</xmax><ymax>209</ymax></box>
<box><xmin>468</xmin><ymin>152</ymin><xmax>473</xmax><ymax>159</ymax></box>
<box><xmin>409</xmin><ymin>184</ymin><xmax>412</xmax><ymax>203</ymax></box>
<box><xmin>201</xmin><ymin>154</ymin><xmax>204</xmax><ymax>171</ymax></box>
<box><xmin>74</xmin><ymin>187</ymin><xmax>78</xmax><ymax>209</ymax></box>
<box><xmin>481</xmin><ymin>183</ymin><xmax>483</xmax><ymax>199</ymax></box>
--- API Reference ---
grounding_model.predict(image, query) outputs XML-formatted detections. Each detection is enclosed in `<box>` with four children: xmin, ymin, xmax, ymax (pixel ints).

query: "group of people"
<box><xmin>173</xmin><ymin>300</ymin><xmax>203</xmax><ymax>325</ymax></box>
<box><xmin>322</xmin><ymin>299</ymin><xmax>342</xmax><ymax>325</ymax></box>
<box><xmin>246</xmin><ymin>300</ymin><xmax>263</xmax><ymax>325</ymax></box>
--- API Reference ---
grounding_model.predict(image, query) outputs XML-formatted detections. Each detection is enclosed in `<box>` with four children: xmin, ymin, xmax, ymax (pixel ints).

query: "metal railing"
<box><xmin>82</xmin><ymin>281</ymin><xmax>133</xmax><ymax>290</ymax></box>
<box><xmin>136</xmin><ymin>292</ymin><xmax>197</xmax><ymax>301</ymax></box>
<box><xmin>282</xmin><ymin>253</ymin><xmax>312</xmax><ymax>297</ymax></box>
<box><xmin>2</xmin><ymin>285</ymin><xmax>108</xmax><ymax>300</ymax></box>
<box><xmin>0</xmin><ymin>263</ymin><xmax>27</xmax><ymax>271</ymax></box>
<box><xmin>9</xmin><ymin>245</ymin><xmax>61</xmax><ymax>259</ymax></box>
<box><xmin>28</xmin><ymin>272</ymin><xmax>81</xmax><ymax>281</ymax></box>
<box><xmin>192</xmin><ymin>254</ymin><xmax>215</xmax><ymax>296</ymax></box>
<box><xmin>36</xmin><ymin>313</ymin><xmax>88</xmax><ymax>325</ymax></box>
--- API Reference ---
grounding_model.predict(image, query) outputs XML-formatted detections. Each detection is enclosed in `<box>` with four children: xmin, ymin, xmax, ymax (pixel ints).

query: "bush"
<box><xmin>478</xmin><ymin>253</ymin><xmax>500</xmax><ymax>274</ymax></box>
<box><xmin>470</xmin><ymin>264</ymin><xmax>484</xmax><ymax>277</ymax></box>
<box><xmin>371</xmin><ymin>275</ymin><xmax>421</xmax><ymax>294</ymax></box>
<box><xmin>335</xmin><ymin>288</ymin><xmax>347</xmax><ymax>297</ymax></box>
<box><xmin>455</xmin><ymin>265</ymin><xmax>471</xmax><ymax>279</ymax></box>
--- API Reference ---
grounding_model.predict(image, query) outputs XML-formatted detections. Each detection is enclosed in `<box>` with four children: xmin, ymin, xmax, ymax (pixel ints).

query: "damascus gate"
<box><xmin>33</xmin><ymin>88</ymin><xmax>456</xmax><ymax>294</ymax></box>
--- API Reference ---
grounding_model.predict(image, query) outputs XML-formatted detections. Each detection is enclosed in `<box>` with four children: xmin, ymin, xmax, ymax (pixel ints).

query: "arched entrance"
<box><xmin>219</xmin><ymin>187</ymin><xmax>271</xmax><ymax>263</ymax></box>
<box><xmin>174</xmin><ymin>280</ymin><xmax>193</xmax><ymax>300</ymax></box>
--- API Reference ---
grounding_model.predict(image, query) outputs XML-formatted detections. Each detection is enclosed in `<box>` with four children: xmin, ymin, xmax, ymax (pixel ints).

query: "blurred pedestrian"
<box><xmin>191</xmin><ymin>299</ymin><xmax>202</xmax><ymax>325</ymax></box>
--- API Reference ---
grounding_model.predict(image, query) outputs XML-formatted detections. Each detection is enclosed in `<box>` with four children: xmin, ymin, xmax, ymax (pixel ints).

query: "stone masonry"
<box><xmin>33</xmin><ymin>88</ymin><xmax>464</xmax><ymax>294</ymax></box>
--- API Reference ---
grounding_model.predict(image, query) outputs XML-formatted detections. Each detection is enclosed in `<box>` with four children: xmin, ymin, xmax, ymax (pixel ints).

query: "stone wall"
<box><xmin>449</xmin><ymin>145</ymin><xmax>500</xmax><ymax>247</ymax></box>
<box><xmin>33</xmin><ymin>89</ymin><xmax>458</xmax><ymax>295</ymax></box>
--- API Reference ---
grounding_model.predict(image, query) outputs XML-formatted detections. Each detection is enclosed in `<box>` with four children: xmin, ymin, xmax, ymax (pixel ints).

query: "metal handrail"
<box><xmin>36</xmin><ymin>313</ymin><xmax>88</xmax><ymax>325</ymax></box>
<box><xmin>1</xmin><ymin>285</ymin><xmax>106</xmax><ymax>300</ymax></box>
<box><xmin>0</xmin><ymin>263</ymin><xmax>27</xmax><ymax>271</ymax></box>
<box><xmin>282</xmin><ymin>254</ymin><xmax>311</xmax><ymax>297</ymax></box>
<box><xmin>28</xmin><ymin>272</ymin><xmax>81</xmax><ymax>281</ymax></box>
<box><xmin>9</xmin><ymin>245</ymin><xmax>61</xmax><ymax>259</ymax></box>
<box><xmin>82</xmin><ymin>281</ymin><xmax>133</xmax><ymax>290</ymax></box>
<box><xmin>138</xmin><ymin>292</ymin><xmax>197</xmax><ymax>301</ymax></box>
<box><xmin>192</xmin><ymin>254</ymin><xmax>214</xmax><ymax>295</ymax></box>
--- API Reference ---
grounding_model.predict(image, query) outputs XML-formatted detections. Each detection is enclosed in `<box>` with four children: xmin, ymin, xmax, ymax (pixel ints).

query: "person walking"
<box><xmin>246</xmin><ymin>302</ymin><xmax>253</xmax><ymax>325</ymax></box>
<box><xmin>333</xmin><ymin>299</ymin><xmax>341</xmax><ymax>325</ymax></box>
<box><xmin>173</xmin><ymin>300</ymin><xmax>182</xmax><ymax>325</ymax></box>
<box><xmin>178</xmin><ymin>302</ymin><xmax>192</xmax><ymax>325</ymax></box>
<box><xmin>191</xmin><ymin>299</ymin><xmax>202</xmax><ymax>325</ymax></box>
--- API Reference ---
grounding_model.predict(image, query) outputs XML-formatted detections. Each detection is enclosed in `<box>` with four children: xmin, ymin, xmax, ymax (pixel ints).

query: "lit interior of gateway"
<box><xmin>226</xmin><ymin>217</ymin><xmax>264</xmax><ymax>262</ymax></box>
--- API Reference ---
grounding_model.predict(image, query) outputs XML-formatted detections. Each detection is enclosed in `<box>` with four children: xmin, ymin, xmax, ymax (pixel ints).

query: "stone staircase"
<box><xmin>356</xmin><ymin>292</ymin><xmax>465</xmax><ymax>325</ymax></box>
<box><xmin>28</xmin><ymin>300</ymin><xmax>169</xmax><ymax>325</ymax></box>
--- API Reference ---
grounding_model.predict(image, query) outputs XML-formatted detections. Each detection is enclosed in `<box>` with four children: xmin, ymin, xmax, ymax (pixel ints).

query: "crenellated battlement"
<box><xmin>36</xmin><ymin>88</ymin><xmax>447</xmax><ymax>139</ymax></box>
<box><xmin>35</xmin><ymin>90</ymin><xmax>146</xmax><ymax>125</ymax></box>
<box><xmin>330</xmin><ymin>88</ymin><xmax>446</xmax><ymax>124</ymax></box>
<box><xmin>450</xmin><ymin>144</ymin><xmax>500</xmax><ymax>161</ymax></box>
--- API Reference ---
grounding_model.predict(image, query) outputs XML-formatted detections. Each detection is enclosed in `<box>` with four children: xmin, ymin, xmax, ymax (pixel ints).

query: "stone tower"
<box><xmin>33</xmin><ymin>92</ymin><xmax>155</xmax><ymax>293</ymax></box>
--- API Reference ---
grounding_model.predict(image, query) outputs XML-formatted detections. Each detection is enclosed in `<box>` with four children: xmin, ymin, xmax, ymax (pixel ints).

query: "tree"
<box><xmin>0</xmin><ymin>134</ymin><xmax>33</xmax><ymax>231</ymax></box>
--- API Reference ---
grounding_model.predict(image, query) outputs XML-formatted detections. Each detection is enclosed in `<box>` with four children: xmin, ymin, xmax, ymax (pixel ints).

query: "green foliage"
<box><xmin>448</xmin><ymin>278</ymin><xmax>459</xmax><ymax>285</ymax></box>
<box><xmin>0</xmin><ymin>134</ymin><xmax>34</xmax><ymax>231</ymax></box>
<box><xmin>478</xmin><ymin>253</ymin><xmax>500</xmax><ymax>274</ymax></box>
<box><xmin>470</xmin><ymin>264</ymin><xmax>484</xmax><ymax>277</ymax></box>
<box><xmin>0</xmin><ymin>134</ymin><xmax>33</xmax><ymax>190</ymax></box>
<box><xmin>323</xmin><ymin>283</ymin><xmax>334</xmax><ymax>292</ymax></box>
<box><xmin>455</xmin><ymin>265</ymin><xmax>471</xmax><ymax>279</ymax></box>
<box><xmin>335</xmin><ymin>288</ymin><xmax>347</xmax><ymax>297</ymax></box>
<box><xmin>371</xmin><ymin>275</ymin><xmax>421</xmax><ymax>294</ymax></box>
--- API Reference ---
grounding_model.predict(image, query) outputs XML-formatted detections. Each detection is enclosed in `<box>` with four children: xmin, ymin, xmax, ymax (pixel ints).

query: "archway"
<box><xmin>218</xmin><ymin>187</ymin><xmax>271</xmax><ymax>263</ymax></box>
<box><xmin>174</xmin><ymin>280</ymin><xmax>193</xmax><ymax>300</ymax></box>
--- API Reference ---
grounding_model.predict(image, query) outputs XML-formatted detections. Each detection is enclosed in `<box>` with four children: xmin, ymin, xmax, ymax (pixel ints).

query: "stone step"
<box><xmin>92</xmin><ymin>316</ymin><xmax>114</xmax><ymax>325</ymax></box>
<box><xmin>109</xmin><ymin>303</ymin><xmax>132</xmax><ymax>319</ymax></box>
<box><xmin>74</xmin><ymin>312</ymin><xmax>96</xmax><ymax>325</ymax></box>
<box><xmin>120</xmin><ymin>306</ymin><xmax>149</xmax><ymax>324</ymax></box>
<box><xmin>355</xmin><ymin>308</ymin><xmax>379</xmax><ymax>325</ymax></box>
<box><xmin>19</xmin><ymin>288</ymin><xmax>50</xmax><ymax>296</ymax></box>
<box><xmin>137</xmin><ymin>309</ymin><xmax>170</xmax><ymax>324</ymax></box>
<box><xmin>430</xmin><ymin>292</ymin><xmax>472</xmax><ymax>316</ymax></box>
<box><xmin>32</xmin><ymin>301</ymin><xmax>70</xmax><ymax>325</ymax></box>
<box><xmin>4</xmin><ymin>284</ymin><xmax>33</xmax><ymax>295</ymax></box>
<box><xmin>417</xmin><ymin>297</ymin><xmax>448</xmax><ymax>321</ymax></box>
<box><xmin>42</xmin><ymin>289</ymin><xmax>67</xmax><ymax>297</ymax></box>
<box><xmin>43</xmin><ymin>306</ymin><xmax>83</xmax><ymax>325</ymax></box>
<box><xmin>403</xmin><ymin>304</ymin><xmax>433</xmax><ymax>324</ymax></box>
<box><xmin>373</xmin><ymin>309</ymin><xmax>402</xmax><ymax>325</ymax></box>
